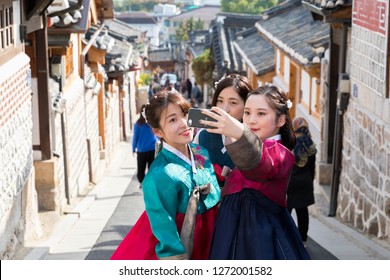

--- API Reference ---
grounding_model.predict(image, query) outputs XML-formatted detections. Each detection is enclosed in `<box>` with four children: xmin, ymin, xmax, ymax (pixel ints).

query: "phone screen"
<box><xmin>187</xmin><ymin>108</ymin><xmax>218</xmax><ymax>129</ymax></box>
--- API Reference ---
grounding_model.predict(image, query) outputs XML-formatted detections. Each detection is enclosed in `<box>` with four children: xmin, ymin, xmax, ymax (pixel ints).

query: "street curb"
<box><xmin>316</xmin><ymin>214</ymin><xmax>390</xmax><ymax>260</ymax></box>
<box><xmin>314</xmin><ymin>183</ymin><xmax>390</xmax><ymax>260</ymax></box>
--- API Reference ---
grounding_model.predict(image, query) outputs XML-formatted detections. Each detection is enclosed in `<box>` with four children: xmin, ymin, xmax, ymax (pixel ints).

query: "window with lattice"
<box><xmin>0</xmin><ymin>1</ymin><xmax>13</xmax><ymax>51</ymax></box>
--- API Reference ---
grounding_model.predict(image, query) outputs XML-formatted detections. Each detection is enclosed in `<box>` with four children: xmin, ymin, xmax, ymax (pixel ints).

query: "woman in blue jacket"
<box><xmin>132</xmin><ymin>104</ymin><xmax>158</xmax><ymax>188</ymax></box>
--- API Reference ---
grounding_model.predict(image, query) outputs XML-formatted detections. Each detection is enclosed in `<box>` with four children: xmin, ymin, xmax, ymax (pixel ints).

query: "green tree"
<box><xmin>195</xmin><ymin>18</ymin><xmax>204</xmax><ymax>30</ymax></box>
<box><xmin>221</xmin><ymin>0</ymin><xmax>280</xmax><ymax>14</ymax></box>
<box><xmin>139</xmin><ymin>73</ymin><xmax>153</xmax><ymax>86</ymax></box>
<box><xmin>175</xmin><ymin>17</ymin><xmax>204</xmax><ymax>42</ymax></box>
<box><xmin>191</xmin><ymin>49</ymin><xmax>215</xmax><ymax>86</ymax></box>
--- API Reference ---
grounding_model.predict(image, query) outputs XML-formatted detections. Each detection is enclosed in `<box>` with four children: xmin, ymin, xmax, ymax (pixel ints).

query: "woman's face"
<box><xmin>243</xmin><ymin>94</ymin><xmax>285</xmax><ymax>141</ymax></box>
<box><xmin>153</xmin><ymin>103</ymin><xmax>193</xmax><ymax>153</ymax></box>
<box><xmin>216</xmin><ymin>86</ymin><xmax>245</xmax><ymax>121</ymax></box>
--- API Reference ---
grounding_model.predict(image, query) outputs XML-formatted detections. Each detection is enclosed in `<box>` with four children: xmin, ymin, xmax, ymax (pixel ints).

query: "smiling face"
<box><xmin>243</xmin><ymin>94</ymin><xmax>286</xmax><ymax>141</ymax></box>
<box><xmin>216</xmin><ymin>86</ymin><xmax>245</xmax><ymax>121</ymax></box>
<box><xmin>153</xmin><ymin>102</ymin><xmax>193</xmax><ymax>154</ymax></box>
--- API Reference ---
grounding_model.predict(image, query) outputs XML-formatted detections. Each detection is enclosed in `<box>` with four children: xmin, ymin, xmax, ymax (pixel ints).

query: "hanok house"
<box><xmin>148</xmin><ymin>47</ymin><xmax>176</xmax><ymax>78</ymax></box>
<box><xmin>304</xmin><ymin>0</ymin><xmax>390</xmax><ymax>243</ymax></box>
<box><xmin>83</xmin><ymin>19</ymin><xmax>146</xmax><ymax>159</ymax></box>
<box><xmin>0</xmin><ymin>0</ymin><xmax>114</xmax><ymax>259</ymax></box>
<box><xmin>116</xmin><ymin>11</ymin><xmax>160</xmax><ymax>47</ymax></box>
<box><xmin>29</xmin><ymin>0</ymin><xmax>114</xmax><ymax>217</ymax></box>
<box><xmin>209</xmin><ymin>12</ymin><xmax>261</xmax><ymax>80</ymax></box>
<box><xmin>255</xmin><ymin>0</ymin><xmax>329</xmax><ymax>184</ymax></box>
<box><xmin>233</xmin><ymin>27</ymin><xmax>275</xmax><ymax>89</ymax></box>
<box><xmin>103</xmin><ymin>18</ymin><xmax>148</xmax><ymax>141</ymax></box>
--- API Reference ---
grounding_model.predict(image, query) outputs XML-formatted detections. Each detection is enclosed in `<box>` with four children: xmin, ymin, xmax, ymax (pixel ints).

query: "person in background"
<box><xmin>193</xmin><ymin>74</ymin><xmax>252</xmax><ymax>188</ymax></box>
<box><xmin>164</xmin><ymin>75</ymin><xmax>170</xmax><ymax>88</ymax></box>
<box><xmin>201</xmin><ymin>84</ymin><xmax>310</xmax><ymax>260</ymax></box>
<box><xmin>287</xmin><ymin>117</ymin><xmax>317</xmax><ymax>248</ymax></box>
<box><xmin>111</xmin><ymin>92</ymin><xmax>220</xmax><ymax>260</ymax></box>
<box><xmin>186</xmin><ymin>78</ymin><xmax>193</xmax><ymax>100</ymax></box>
<box><xmin>148</xmin><ymin>84</ymin><xmax>154</xmax><ymax>99</ymax></box>
<box><xmin>132</xmin><ymin>104</ymin><xmax>158</xmax><ymax>188</ymax></box>
<box><xmin>191</xmin><ymin>82</ymin><xmax>202</xmax><ymax>108</ymax></box>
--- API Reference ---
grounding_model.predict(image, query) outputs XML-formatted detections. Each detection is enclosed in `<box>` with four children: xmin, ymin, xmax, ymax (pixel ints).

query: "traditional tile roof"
<box><xmin>47</xmin><ymin>0</ymin><xmax>84</xmax><ymax>28</ymax></box>
<box><xmin>83</xmin><ymin>24</ymin><xmax>138</xmax><ymax>74</ymax></box>
<box><xmin>255</xmin><ymin>0</ymin><xmax>329</xmax><ymax>67</ymax></box>
<box><xmin>168</xmin><ymin>5</ymin><xmax>221</xmax><ymax>21</ymax></box>
<box><xmin>104</xmin><ymin>19</ymin><xmax>144</xmax><ymax>44</ymax></box>
<box><xmin>116</xmin><ymin>11</ymin><xmax>158</xmax><ymax>25</ymax></box>
<box><xmin>187</xmin><ymin>30</ymin><xmax>210</xmax><ymax>57</ymax></box>
<box><xmin>210</xmin><ymin>13</ymin><xmax>261</xmax><ymax>78</ymax></box>
<box><xmin>149</xmin><ymin>48</ymin><xmax>173</xmax><ymax>63</ymax></box>
<box><xmin>302</xmin><ymin>0</ymin><xmax>352</xmax><ymax>10</ymax></box>
<box><xmin>233</xmin><ymin>27</ymin><xmax>274</xmax><ymax>76</ymax></box>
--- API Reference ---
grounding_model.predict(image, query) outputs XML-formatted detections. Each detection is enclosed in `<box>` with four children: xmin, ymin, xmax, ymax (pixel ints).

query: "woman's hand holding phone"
<box><xmin>199</xmin><ymin>107</ymin><xmax>244</xmax><ymax>141</ymax></box>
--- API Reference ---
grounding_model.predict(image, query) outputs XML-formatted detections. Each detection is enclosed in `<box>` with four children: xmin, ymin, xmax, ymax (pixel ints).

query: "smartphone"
<box><xmin>187</xmin><ymin>108</ymin><xmax>218</xmax><ymax>129</ymax></box>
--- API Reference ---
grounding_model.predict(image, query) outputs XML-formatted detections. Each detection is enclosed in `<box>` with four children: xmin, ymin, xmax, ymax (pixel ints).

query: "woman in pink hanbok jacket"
<box><xmin>200</xmin><ymin>84</ymin><xmax>310</xmax><ymax>260</ymax></box>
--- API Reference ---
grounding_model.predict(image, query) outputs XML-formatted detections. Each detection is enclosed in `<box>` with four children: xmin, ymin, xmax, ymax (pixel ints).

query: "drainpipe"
<box><xmin>329</xmin><ymin>24</ymin><xmax>350</xmax><ymax>217</ymax></box>
<box><xmin>51</xmin><ymin>75</ymin><xmax>70</xmax><ymax>205</ymax></box>
<box><xmin>59</xmin><ymin>93</ymin><xmax>70</xmax><ymax>205</ymax></box>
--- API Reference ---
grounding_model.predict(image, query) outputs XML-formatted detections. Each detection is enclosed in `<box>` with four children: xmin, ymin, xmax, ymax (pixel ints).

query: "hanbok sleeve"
<box><xmin>142</xmin><ymin>169</ymin><xmax>187</xmax><ymax>260</ymax></box>
<box><xmin>226</xmin><ymin>126</ymin><xmax>283</xmax><ymax>181</ymax></box>
<box><xmin>225</xmin><ymin>126</ymin><xmax>262</xmax><ymax>170</ymax></box>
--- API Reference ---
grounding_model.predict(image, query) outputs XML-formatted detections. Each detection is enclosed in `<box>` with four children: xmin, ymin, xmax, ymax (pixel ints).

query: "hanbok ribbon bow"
<box><xmin>180</xmin><ymin>183</ymin><xmax>211</xmax><ymax>259</ymax></box>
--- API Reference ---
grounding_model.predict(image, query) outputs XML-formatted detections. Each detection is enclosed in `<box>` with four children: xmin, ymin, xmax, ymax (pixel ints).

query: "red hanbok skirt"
<box><xmin>110</xmin><ymin>206</ymin><xmax>218</xmax><ymax>260</ymax></box>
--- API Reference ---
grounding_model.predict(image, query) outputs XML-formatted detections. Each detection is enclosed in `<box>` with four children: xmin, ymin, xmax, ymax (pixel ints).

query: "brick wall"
<box><xmin>0</xmin><ymin>53</ymin><xmax>34</xmax><ymax>257</ymax></box>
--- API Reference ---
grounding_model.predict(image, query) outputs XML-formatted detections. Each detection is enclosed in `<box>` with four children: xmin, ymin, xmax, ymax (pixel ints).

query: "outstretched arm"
<box><xmin>200</xmin><ymin>106</ymin><xmax>244</xmax><ymax>142</ymax></box>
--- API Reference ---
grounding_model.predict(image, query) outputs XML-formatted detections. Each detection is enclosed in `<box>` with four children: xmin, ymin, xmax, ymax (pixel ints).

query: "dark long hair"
<box><xmin>137</xmin><ymin>104</ymin><xmax>147</xmax><ymax>125</ymax></box>
<box><xmin>144</xmin><ymin>91</ymin><xmax>191</xmax><ymax>130</ymax></box>
<box><xmin>211</xmin><ymin>74</ymin><xmax>253</xmax><ymax>106</ymax></box>
<box><xmin>247</xmin><ymin>84</ymin><xmax>296</xmax><ymax>150</ymax></box>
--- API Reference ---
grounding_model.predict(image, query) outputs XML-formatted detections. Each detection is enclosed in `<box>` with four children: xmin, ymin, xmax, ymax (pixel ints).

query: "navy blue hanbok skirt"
<box><xmin>209</xmin><ymin>189</ymin><xmax>310</xmax><ymax>260</ymax></box>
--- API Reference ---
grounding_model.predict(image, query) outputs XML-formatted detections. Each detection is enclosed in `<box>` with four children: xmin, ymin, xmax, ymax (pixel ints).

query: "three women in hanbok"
<box><xmin>111</xmin><ymin>92</ymin><xmax>220</xmax><ymax>260</ymax></box>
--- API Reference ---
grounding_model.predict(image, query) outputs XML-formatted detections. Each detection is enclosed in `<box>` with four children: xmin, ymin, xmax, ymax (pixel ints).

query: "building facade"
<box><xmin>337</xmin><ymin>0</ymin><xmax>390</xmax><ymax>240</ymax></box>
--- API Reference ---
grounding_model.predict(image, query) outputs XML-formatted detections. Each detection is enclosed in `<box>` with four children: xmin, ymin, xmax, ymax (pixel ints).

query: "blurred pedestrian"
<box><xmin>132</xmin><ymin>104</ymin><xmax>158</xmax><ymax>188</ymax></box>
<box><xmin>191</xmin><ymin>82</ymin><xmax>202</xmax><ymax>108</ymax></box>
<box><xmin>186</xmin><ymin>78</ymin><xmax>192</xmax><ymax>100</ymax></box>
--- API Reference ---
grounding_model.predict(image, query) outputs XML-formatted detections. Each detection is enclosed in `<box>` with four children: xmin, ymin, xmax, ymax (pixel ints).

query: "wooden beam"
<box><xmin>90</xmin><ymin>0</ymin><xmax>98</xmax><ymax>25</ymax></box>
<box><xmin>36</xmin><ymin>28</ymin><xmax>52</xmax><ymax>160</ymax></box>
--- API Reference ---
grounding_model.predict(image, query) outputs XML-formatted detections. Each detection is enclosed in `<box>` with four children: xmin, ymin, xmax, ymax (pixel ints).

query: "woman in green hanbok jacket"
<box><xmin>111</xmin><ymin>91</ymin><xmax>220</xmax><ymax>260</ymax></box>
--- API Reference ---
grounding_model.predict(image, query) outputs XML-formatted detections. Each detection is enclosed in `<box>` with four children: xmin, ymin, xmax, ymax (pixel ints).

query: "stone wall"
<box><xmin>338</xmin><ymin>102</ymin><xmax>390</xmax><ymax>240</ymax></box>
<box><xmin>338</xmin><ymin>2</ymin><xmax>390</xmax><ymax>241</ymax></box>
<box><xmin>0</xmin><ymin>53</ymin><xmax>37</xmax><ymax>258</ymax></box>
